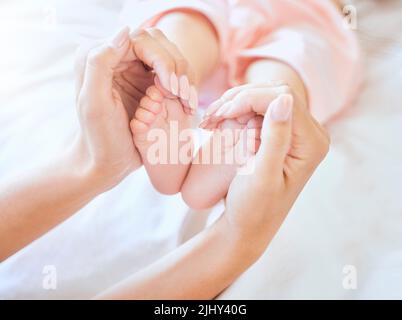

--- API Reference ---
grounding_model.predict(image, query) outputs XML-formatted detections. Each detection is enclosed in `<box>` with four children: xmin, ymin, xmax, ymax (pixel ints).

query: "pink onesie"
<box><xmin>120</xmin><ymin>0</ymin><xmax>361</xmax><ymax>123</ymax></box>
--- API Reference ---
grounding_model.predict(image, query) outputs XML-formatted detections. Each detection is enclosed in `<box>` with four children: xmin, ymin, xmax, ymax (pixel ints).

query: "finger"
<box><xmin>205</xmin><ymin>86</ymin><xmax>290</xmax><ymax>130</ymax></box>
<box><xmin>206</xmin><ymin>92</ymin><xmax>254</xmax><ymax>128</ymax></box>
<box><xmin>204</xmin><ymin>81</ymin><xmax>287</xmax><ymax>118</ymax></box>
<box><xmin>256</xmin><ymin>94</ymin><xmax>293</xmax><ymax>177</ymax></box>
<box><xmin>237</xmin><ymin>112</ymin><xmax>257</xmax><ymax>125</ymax></box>
<box><xmin>188</xmin><ymin>86</ymin><xmax>199</xmax><ymax>114</ymax></box>
<box><xmin>146</xmin><ymin>28</ymin><xmax>194</xmax><ymax>84</ymax></box>
<box><xmin>154</xmin><ymin>75</ymin><xmax>176</xmax><ymax>98</ymax></box>
<box><xmin>178</xmin><ymin>79</ymin><xmax>195</xmax><ymax>115</ymax></box>
<box><xmin>82</xmin><ymin>27</ymin><xmax>131</xmax><ymax>103</ymax></box>
<box><xmin>246</xmin><ymin>128</ymin><xmax>262</xmax><ymax>154</ymax></box>
<box><xmin>288</xmin><ymin>95</ymin><xmax>330</xmax><ymax>169</ymax></box>
<box><xmin>114</xmin><ymin>74</ymin><xmax>144</xmax><ymax>102</ymax></box>
<box><xmin>146</xmin><ymin>28</ymin><xmax>179</xmax><ymax>97</ymax></box>
<box><xmin>183</xmin><ymin>106</ymin><xmax>193</xmax><ymax>115</ymax></box>
<box><xmin>181</xmin><ymin>86</ymin><xmax>198</xmax><ymax>115</ymax></box>
<box><xmin>113</xmin><ymin>79</ymin><xmax>140</xmax><ymax>119</ymax></box>
<box><xmin>222</xmin><ymin>86</ymin><xmax>291</xmax><ymax>119</ymax></box>
<box><xmin>114</xmin><ymin>65</ymin><xmax>155</xmax><ymax>107</ymax></box>
<box><xmin>146</xmin><ymin>28</ymin><xmax>198</xmax><ymax>112</ymax></box>
<box><xmin>121</xmin><ymin>61</ymin><xmax>155</xmax><ymax>92</ymax></box>
<box><xmin>130</xmin><ymin>29</ymin><xmax>177</xmax><ymax>95</ymax></box>
<box><xmin>74</xmin><ymin>40</ymin><xmax>102</xmax><ymax>102</ymax></box>
<box><xmin>218</xmin><ymin>118</ymin><xmax>245</xmax><ymax>131</ymax></box>
<box><xmin>310</xmin><ymin>113</ymin><xmax>331</xmax><ymax>145</ymax></box>
<box><xmin>247</xmin><ymin>116</ymin><xmax>264</xmax><ymax>129</ymax></box>
<box><xmin>203</xmin><ymin>84</ymin><xmax>291</xmax><ymax>130</ymax></box>
<box><xmin>198</xmin><ymin>118</ymin><xmax>210</xmax><ymax>129</ymax></box>
<box><xmin>249</xmin><ymin>137</ymin><xmax>261</xmax><ymax>154</ymax></box>
<box><xmin>252</xmin><ymin>128</ymin><xmax>262</xmax><ymax>139</ymax></box>
<box><xmin>199</xmin><ymin>112</ymin><xmax>255</xmax><ymax>130</ymax></box>
<box><xmin>204</xmin><ymin>85</ymin><xmax>252</xmax><ymax>117</ymax></box>
<box><xmin>199</xmin><ymin>117</ymin><xmax>225</xmax><ymax>130</ymax></box>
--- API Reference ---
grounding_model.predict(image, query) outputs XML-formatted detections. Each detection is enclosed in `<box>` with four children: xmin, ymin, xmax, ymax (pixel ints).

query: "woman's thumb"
<box><xmin>82</xmin><ymin>27</ymin><xmax>130</xmax><ymax>96</ymax></box>
<box><xmin>256</xmin><ymin>94</ymin><xmax>293</xmax><ymax>175</ymax></box>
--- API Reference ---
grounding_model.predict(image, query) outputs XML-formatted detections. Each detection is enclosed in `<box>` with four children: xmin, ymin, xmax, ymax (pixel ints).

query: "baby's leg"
<box><xmin>181</xmin><ymin>117</ymin><xmax>262</xmax><ymax>210</ymax></box>
<box><xmin>131</xmin><ymin>86</ymin><xmax>194</xmax><ymax>195</ymax></box>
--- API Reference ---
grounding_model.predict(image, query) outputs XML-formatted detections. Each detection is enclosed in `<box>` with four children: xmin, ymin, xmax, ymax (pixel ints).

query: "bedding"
<box><xmin>0</xmin><ymin>0</ymin><xmax>402</xmax><ymax>299</ymax></box>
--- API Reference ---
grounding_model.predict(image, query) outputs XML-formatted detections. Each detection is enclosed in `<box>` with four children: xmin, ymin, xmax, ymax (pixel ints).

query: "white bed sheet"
<box><xmin>0</xmin><ymin>0</ymin><xmax>402</xmax><ymax>299</ymax></box>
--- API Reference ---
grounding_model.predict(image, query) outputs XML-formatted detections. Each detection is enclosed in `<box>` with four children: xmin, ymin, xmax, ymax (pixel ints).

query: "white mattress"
<box><xmin>1</xmin><ymin>0</ymin><xmax>402</xmax><ymax>299</ymax></box>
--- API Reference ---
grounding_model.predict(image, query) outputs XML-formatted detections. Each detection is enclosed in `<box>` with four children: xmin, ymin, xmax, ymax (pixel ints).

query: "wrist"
<box><xmin>220</xmin><ymin>213</ymin><xmax>269</xmax><ymax>263</ymax></box>
<box><xmin>68</xmin><ymin>135</ymin><xmax>131</xmax><ymax>195</ymax></box>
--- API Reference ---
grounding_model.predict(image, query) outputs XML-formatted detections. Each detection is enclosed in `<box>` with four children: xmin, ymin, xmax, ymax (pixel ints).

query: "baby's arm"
<box><xmin>244</xmin><ymin>59</ymin><xmax>308</xmax><ymax>108</ymax></box>
<box><xmin>205</xmin><ymin>0</ymin><xmax>360</xmax><ymax>125</ymax></box>
<box><xmin>242</xmin><ymin>0</ymin><xmax>345</xmax><ymax>115</ymax></box>
<box><xmin>247</xmin><ymin>1</ymin><xmax>359</xmax><ymax>123</ymax></box>
<box><xmin>155</xmin><ymin>12</ymin><xmax>220</xmax><ymax>87</ymax></box>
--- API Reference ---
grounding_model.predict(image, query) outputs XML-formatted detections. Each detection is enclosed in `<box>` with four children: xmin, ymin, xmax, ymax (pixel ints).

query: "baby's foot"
<box><xmin>214</xmin><ymin>115</ymin><xmax>263</xmax><ymax>165</ymax></box>
<box><xmin>181</xmin><ymin>115</ymin><xmax>263</xmax><ymax>210</ymax></box>
<box><xmin>131</xmin><ymin>85</ymin><xmax>195</xmax><ymax>195</ymax></box>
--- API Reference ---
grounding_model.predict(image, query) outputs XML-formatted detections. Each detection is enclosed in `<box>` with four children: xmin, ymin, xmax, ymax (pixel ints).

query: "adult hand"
<box><xmin>95</xmin><ymin>92</ymin><xmax>329</xmax><ymax>300</ymax></box>
<box><xmin>224</xmin><ymin>91</ymin><xmax>330</xmax><ymax>255</ymax></box>
<box><xmin>199</xmin><ymin>82</ymin><xmax>306</xmax><ymax>130</ymax></box>
<box><xmin>74</xmin><ymin>27</ymin><xmax>196</xmax><ymax>189</ymax></box>
<box><xmin>0</xmin><ymin>27</ymin><xmax>197</xmax><ymax>261</ymax></box>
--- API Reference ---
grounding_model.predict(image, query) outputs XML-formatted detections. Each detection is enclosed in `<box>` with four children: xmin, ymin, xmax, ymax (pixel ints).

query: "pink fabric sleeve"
<box><xmin>119</xmin><ymin>0</ymin><xmax>228</xmax><ymax>59</ymax></box>
<box><xmin>229</xmin><ymin>0</ymin><xmax>362</xmax><ymax>123</ymax></box>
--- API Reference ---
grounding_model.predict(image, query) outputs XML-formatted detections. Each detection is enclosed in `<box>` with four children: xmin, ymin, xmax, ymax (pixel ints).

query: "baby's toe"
<box><xmin>130</xmin><ymin>118</ymin><xmax>149</xmax><ymax>135</ymax></box>
<box><xmin>134</xmin><ymin>107</ymin><xmax>156</xmax><ymax>126</ymax></box>
<box><xmin>140</xmin><ymin>96</ymin><xmax>162</xmax><ymax>114</ymax></box>
<box><xmin>146</xmin><ymin>86</ymin><xmax>164</xmax><ymax>103</ymax></box>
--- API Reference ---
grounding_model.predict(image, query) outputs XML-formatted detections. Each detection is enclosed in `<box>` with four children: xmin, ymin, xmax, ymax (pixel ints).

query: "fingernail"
<box><xmin>170</xmin><ymin>73</ymin><xmax>179</xmax><ymax>96</ymax></box>
<box><xmin>112</xmin><ymin>26</ymin><xmax>129</xmax><ymax>48</ymax></box>
<box><xmin>269</xmin><ymin>94</ymin><xmax>293</xmax><ymax>122</ymax></box>
<box><xmin>179</xmin><ymin>75</ymin><xmax>190</xmax><ymax>100</ymax></box>
<box><xmin>155</xmin><ymin>76</ymin><xmax>172</xmax><ymax>97</ymax></box>
<box><xmin>189</xmin><ymin>86</ymin><xmax>198</xmax><ymax>110</ymax></box>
